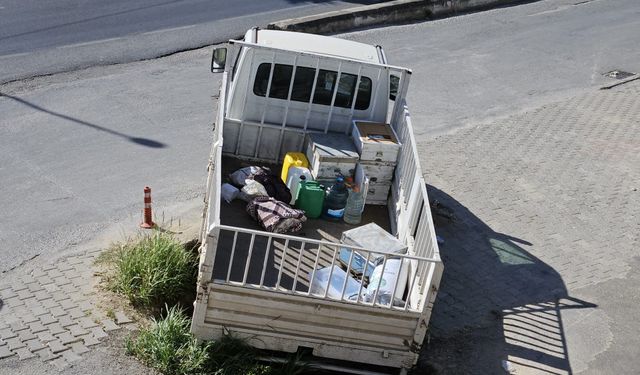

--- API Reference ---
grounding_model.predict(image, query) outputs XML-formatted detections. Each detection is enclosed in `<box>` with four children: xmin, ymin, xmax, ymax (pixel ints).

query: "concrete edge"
<box><xmin>600</xmin><ymin>75</ymin><xmax>640</xmax><ymax>90</ymax></box>
<box><xmin>268</xmin><ymin>0</ymin><xmax>532</xmax><ymax>35</ymax></box>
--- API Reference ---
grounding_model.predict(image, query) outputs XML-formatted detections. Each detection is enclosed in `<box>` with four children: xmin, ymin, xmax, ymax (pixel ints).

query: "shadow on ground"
<box><xmin>419</xmin><ymin>186</ymin><xmax>596</xmax><ymax>375</ymax></box>
<box><xmin>0</xmin><ymin>92</ymin><xmax>166</xmax><ymax>148</ymax></box>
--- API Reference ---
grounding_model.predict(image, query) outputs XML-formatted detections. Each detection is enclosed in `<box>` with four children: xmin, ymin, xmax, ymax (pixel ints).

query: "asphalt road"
<box><xmin>0</xmin><ymin>0</ymin><xmax>380</xmax><ymax>83</ymax></box>
<box><xmin>343</xmin><ymin>0</ymin><xmax>640</xmax><ymax>137</ymax></box>
<box><xmin>1</xmin><ymin>0</ymin><xmax>639</xmax><ymax>275</ymax></box>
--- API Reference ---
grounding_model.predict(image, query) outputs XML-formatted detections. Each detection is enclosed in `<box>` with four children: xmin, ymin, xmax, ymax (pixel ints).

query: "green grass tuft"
<box><xmin>109</xmin><ymin>231</ymin><xmax>197</xmax><ymax>309</ymax></box>
<box><xmin>126</xmin><ymin>305</ymin><xmax>210</xmax><ymax>375</ymax></box>
<box><xmin>126</xmin><ymin>306</ymin><xmax>310</xmax><ymax>375</ymax></box>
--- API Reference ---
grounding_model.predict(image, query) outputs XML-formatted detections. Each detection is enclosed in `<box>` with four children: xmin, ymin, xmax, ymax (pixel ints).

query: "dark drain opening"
<box><xmin>603</xmin><ymin>70</ymin><xmax>637</xmax><ymax>80</ymax></box>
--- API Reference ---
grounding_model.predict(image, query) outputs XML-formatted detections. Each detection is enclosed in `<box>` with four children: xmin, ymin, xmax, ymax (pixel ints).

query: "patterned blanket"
<box><xmin>247</xmin><ymin>196</ymin><xmax>307</xmax><ymax>233</ymax></box>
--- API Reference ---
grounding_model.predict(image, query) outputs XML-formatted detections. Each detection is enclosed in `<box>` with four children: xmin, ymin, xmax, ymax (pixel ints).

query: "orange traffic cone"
<box><xmin>140</xmin><ymin>186</ymin><xmax>155</xmax><ymax>229</ymax></box>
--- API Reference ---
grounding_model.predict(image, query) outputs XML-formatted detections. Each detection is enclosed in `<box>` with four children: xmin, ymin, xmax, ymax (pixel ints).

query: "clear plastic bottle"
<box><xmin>343</xmin><ymin>186</ymin><xmax>364</xmax><ymax>225</ymax></box>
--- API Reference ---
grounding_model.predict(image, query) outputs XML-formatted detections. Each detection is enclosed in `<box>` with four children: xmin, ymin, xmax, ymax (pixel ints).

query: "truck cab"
<box><xmin>216</xmin><ymin>28</ymin><xmax>395</xmax><ymax>162</ymax></box>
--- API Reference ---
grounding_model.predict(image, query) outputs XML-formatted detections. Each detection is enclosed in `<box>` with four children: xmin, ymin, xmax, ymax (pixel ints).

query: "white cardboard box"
<box><xmin>352</xmin><ymin>121</ymin><xmax>401</xmax><ymax>163</ymax></box>
<box><xmin>341</xmin><ymin>222</ymin><xmax>407</xmax><ymax>257</ymax></box>
<box><xmin>305</xmin><ymin>132</ymin><xmax>359</xmax><ymax>180</ymax></box>
<box><xmin>364</xmin><ymin>181</ymin><xmax>391</xmax><ymax>205</ymax></box>
<box><xmin>358</xmin><ymin>160</ymin><xmax>395</xmax><ymax>183</ymax></box>
<box><xmin>355</xmin><ymin>163</ymin><xmax>392</xmax><ymax>205</ymax></box>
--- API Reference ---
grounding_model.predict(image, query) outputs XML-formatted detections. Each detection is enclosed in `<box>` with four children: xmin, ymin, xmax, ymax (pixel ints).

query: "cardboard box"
<box><xmin>364</xmin><ymin>181</ymin><xmax>391</xmax><ymax>205</ymax></box>
<box><xmin>305</xmin><ymin>132</ymin><xmax>359</xmax><ymax>180</ymax></box>
<box><xmin>352</xmin><ymin>121</ymin><xmax>401</xmax><ymax>163</ymax></box>
<box><xmin>355</xmin><ymin>163</ymin><xmax>392</xmax><ymax>205</ymax></box>
<box><xmin>341</xmin><ymin>222</ymin><xmax>407</xmax><ymax>260</ymax></box>
<box><xmin>358</xmin><ymin>160</ymin><xmax>395</xmax><ymax>183</ymax></box>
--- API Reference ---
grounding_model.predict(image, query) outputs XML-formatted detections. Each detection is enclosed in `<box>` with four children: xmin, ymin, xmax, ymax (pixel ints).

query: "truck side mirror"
<box><xmin>211</xmin><ymin>47</ymin><xmax>227</xmax><ymax>73</ymax></box>
<box><xmin>389</xmin><ymin>74</ymin><xmax>399</xmax><ymax>101</ymax></box>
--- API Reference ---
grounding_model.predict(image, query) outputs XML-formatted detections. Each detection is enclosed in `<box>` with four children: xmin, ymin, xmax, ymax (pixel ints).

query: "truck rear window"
<box><xmin>253</xmin><ymin>63</ymin><xmax>371</xmax><ymax>110</ymax></box>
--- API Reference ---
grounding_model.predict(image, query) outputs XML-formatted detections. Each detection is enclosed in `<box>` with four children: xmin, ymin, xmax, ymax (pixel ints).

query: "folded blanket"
<box><xmin>247</xmin><ymin>196</ymin><xmax>306</xmax><ymax>233</ymax></box>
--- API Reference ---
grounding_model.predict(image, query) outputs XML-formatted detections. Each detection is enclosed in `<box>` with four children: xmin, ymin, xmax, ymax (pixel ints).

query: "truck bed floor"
<box><xmin>210</xmin><ymin>156</ymin><xmax>390</xmax><ymax>291</ymax></box>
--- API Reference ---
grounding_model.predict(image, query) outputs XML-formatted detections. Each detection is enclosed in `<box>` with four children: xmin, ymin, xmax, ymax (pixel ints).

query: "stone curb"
<box><xmin>268</xmin><ymin>0</ymin><xmax>530</xmax><ymax>35</ymax></box>
<box><xmin>600</xmin><ymin>74</ymin><xmax>640</xmax><ymax>90</ymax></box>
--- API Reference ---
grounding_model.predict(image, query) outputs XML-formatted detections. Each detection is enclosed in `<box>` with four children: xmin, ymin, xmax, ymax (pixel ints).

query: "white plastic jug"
<box><xmin>285</xmin><ymin>166</ymin><xmax>313</xmax><ymax>204</ymax></box>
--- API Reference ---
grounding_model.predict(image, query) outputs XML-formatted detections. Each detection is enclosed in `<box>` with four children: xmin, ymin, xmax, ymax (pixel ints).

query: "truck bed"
<box><xmin>193</xmin><ymin>54</ymin><xmax>442</xmax><ymax>371</ymax></box>
<box><xmin>211</xmin><ymin>156</ymin><xmax>390</xmax><ymax>291</ymax></box>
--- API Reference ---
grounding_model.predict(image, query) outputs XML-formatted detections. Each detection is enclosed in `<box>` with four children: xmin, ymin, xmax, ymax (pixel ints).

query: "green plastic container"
<box><xmin>296</xmin><ymin>180</ymin><xmax>325</xmax><ymax>219</ymax></box>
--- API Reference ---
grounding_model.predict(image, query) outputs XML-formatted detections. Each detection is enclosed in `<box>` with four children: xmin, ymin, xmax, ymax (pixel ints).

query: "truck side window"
<box><xmin>334</xmin><ymin>73</ymin><xmax>357</xmax><ymax>108</ymax></box>
<box><xmin>313</xmin><ymin>70</ymin><xmax>337</xmax><ymax>106</ymax></box>
<box><xmin>355</xmin><ymin>77</ymin><xmax>372</xmax><ymax>110</ymax></box>
<box><xmin>253</xmin><ymin>63</ymin><xmax>271</xmax><ymax>97</ymax></box>
<box><xmin>269</xmin><ymin>64</ymin><xmax>293</xmax><ymax>99</ymax></box>
<box><xmin>291</xmin><ymin>67</ymin><xmax>315</xmax><ymax>102</ymax></box>
<box><xmin>253</xmin><ymin>63</ymin><xmax>372</xmax><ymax>110</ymax></box>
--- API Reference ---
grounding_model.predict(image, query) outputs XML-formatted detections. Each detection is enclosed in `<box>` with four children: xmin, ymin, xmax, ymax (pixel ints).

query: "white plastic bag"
<box><xmin>221</xmin><ymin>183</ymin><xmax>239</xmax><ymax>203</ymax></box>
<box><xmin>241</xmin><ymin>179</ymin><xmax>268</xmax><ymax>198</ymax></box>
<box><xmin>364</xmin><ymin>258</ymin><xmax>409</xmax><ymax>306</ymax></box>
<box><xmin>229</xmin><ymin>166</ymin><xmax>262</xmax><ymax>186</ymax></box>
<box><xmin>309</xmin><ymin>265</ymin><xmax>364</xmax><ymax>300</ymax></box>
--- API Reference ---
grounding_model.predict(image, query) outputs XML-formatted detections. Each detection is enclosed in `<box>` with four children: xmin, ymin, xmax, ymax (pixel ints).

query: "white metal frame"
<box><xmin>211</xmin><ymin>224</ymin><xmax>439</xmax><ymax>311</ymax></box>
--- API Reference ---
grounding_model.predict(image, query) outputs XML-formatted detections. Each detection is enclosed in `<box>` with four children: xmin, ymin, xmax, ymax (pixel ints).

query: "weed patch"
<box><xmin>126</xmin><ymin>305</ymin><xmax>209</xmax><ymax>375</ymax></box>
<box><xmin>105</xmin><ymin>231</ymin><xmax>197</xmax><ymax>310</ymax></box>
<box><xmin>126</xmin><ymin>306</ymin><xmax>308</xmax><ymax>375</ymax></box>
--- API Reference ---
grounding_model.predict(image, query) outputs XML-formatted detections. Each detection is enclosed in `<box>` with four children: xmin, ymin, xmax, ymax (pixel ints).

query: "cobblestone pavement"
<box><xmin>1</xmin><ymin>80</ymin><xmax>638</xmax><ymax>375</ymax></box>
<box><xmin>0</xmin><ymin>249</ymin><xmax>136</xmax><ymax>372</ymax></box>
<box><xmin>420</xmin><ymin>81</ymin><xmax>640</xmax><ymax>374</ymax></box>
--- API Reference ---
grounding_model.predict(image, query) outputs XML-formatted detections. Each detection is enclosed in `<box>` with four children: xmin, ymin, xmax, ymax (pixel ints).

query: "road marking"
<box><xmin>57</xmin><ymin>37</ymin><xmax>123</xmax><ymax>49</ymax></box>
<box><xmin>528</xmin><ymin>0</ymin><xmax>598</xmax><ymax>16</ymax></box>
<box><xmin>142</xmin><ymin>24</ymin><xmax>196</xmax><ymax>35</ymax></box>
<box><xmin>527</xmin><ymin>5</ymin><xmax>571</xmax><ymax>16</ymax></box>
<box><xmin>0</xmin><ymin>52</ymin><xmax>31</xmax><ymax>59</ymax></box>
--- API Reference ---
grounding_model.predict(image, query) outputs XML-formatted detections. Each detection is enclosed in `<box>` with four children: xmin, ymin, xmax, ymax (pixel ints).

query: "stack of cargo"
<box><xmin>351</xmin><ymin>121</ymin><xmax>401</xmax><ymax>205</ymax></box>
<box><xmin>305</xmin><ymin>132</ymin><xmax>359</xmax><ymax>188</ymax></box>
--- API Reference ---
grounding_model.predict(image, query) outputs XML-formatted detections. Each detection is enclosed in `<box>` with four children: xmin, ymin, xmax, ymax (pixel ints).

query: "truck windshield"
<box><xmin>253</xmin><ymin>63</ymin><xmax>371</xmax><ymax>110</ymax></box>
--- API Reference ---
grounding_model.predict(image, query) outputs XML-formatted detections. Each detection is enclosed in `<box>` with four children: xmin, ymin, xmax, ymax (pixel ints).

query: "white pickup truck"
<box><xmin>190</xmin><ymin>28</ymin><xmax>443</xmax><ymax>374</ymax></box>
